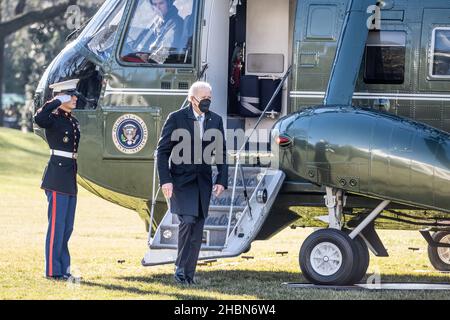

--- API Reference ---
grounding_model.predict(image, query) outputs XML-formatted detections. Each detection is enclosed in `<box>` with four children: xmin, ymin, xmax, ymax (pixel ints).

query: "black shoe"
<box><xmin>186</xmin><ymin>277</ymin><xmax>198</xmax><ymax>285</ymax></box>
<box><xmin>174</xmin><ymin>266</ymin><xmax>187</xmax><ymax>284</ymax></box>
<box><xmin>174</xmin><ymin>274</ymin><xmax>187</xmax><ymax>285</ymax></box>
<box><xmin>45</xmin><ymin>275</ymin><xmax>65</xmax><ymax>281</ymax></box>
<box><xmin>63</xmin><ymin>274</ymin><xmax>82</xmax><ymax>281</ymax></box>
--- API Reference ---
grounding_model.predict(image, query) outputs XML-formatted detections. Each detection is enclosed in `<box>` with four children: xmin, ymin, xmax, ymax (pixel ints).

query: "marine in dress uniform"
<box><xmin>33</xmin><ymin>79</ymin><xmax>81</xmax><ymax>280</ymax></box>
<box><xmin>156</xmin><ymin>81</ymin><xmax>228</xmax><ymax>285</ymax></box>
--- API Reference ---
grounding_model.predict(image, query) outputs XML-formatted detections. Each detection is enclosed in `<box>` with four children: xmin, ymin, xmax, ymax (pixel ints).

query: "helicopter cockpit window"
<box><xmin>431</xmin><ymin>28</ymin><xmax>450</xmax><ymax>78</ymax></box>
<box><xmin>120</xmin><ymin>0</ymin><xmax>195</xmax><ymax>65</ymax></box>
<box><xmin>85</xmin><ymin>0</ymin><xmax>127</xmax><ymax>61</ymax></box>
<box><xmin>364</xmin><ymin>31</ymin><xmax>406</xmax><ymax>84</ymax></box>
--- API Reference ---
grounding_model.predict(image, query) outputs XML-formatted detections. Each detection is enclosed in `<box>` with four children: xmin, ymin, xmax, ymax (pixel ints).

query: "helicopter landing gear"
<box><xmin>300</xmin><ymin>228</ymin><xmax>357</xmax><ymax>285</ymax></box>
<box><xmin>299</xmin><ymin>187</ymin><xmax>390</xmax><ymax>286</ymax></box>
<box><xmin>347</xmin><ymin>232</ymin><xmax>370</xmax><ymax>285</ymax></box>
<box><xmin>426</xmin><ymin>231</ymin><xmax>450</xmax><ymax>272</ymax></box>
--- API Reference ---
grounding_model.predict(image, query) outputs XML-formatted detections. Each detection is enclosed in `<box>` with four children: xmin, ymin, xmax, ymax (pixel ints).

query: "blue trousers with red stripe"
<box><xmin>45</xmin><ymin>190</ymin><xmax>77</xmax><ymax>277</ymax></box>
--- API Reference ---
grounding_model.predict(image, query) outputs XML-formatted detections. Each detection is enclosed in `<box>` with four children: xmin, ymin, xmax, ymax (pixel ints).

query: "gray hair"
<box><xmin>188</xmin><ymin>81</ymin><xmax>212</xmax><ymax>98</ymax></box>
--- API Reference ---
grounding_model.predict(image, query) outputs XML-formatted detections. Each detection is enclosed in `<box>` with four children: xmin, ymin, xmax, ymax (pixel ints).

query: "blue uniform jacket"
<box><xmin>34</xmin><ymin>99</ymin><xmax>81</xmax><ymax>195</ymax></box>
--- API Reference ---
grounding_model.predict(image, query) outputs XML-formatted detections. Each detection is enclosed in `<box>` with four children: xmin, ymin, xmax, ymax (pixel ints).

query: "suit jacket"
<box><xmin>34</xmin><ymin>99</ymin><xmax>80</xmax><ymax>195</ymax></box>
<box><xmin>156</xmin><ymin>104</ymin><xmax>228</xmax><ymax>217</ymax></box>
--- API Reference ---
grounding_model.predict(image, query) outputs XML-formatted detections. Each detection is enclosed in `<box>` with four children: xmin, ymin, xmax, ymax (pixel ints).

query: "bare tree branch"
<box><xmin>0</xmin><ymin>0</ymin><xmax>78</xmax><ymax>38</ymax></box>
<box><xmin>14</xmin><ymin>0</ymin><xmax>27</xmax><ymax>15</ymax></box>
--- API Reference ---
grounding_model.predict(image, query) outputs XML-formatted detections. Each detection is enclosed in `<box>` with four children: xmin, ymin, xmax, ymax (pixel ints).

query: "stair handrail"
<box><xmin>147</xmin><ymin>149</ymin><xmax>160</xmax><ymax>247</ymax></box>
<box><xmin>224</xmin><ymin>65</ymin><xmax>293</xmax><ymax>248</ymax></box>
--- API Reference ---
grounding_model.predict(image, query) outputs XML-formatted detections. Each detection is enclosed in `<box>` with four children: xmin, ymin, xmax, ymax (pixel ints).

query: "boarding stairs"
<box><xmin>142</xmin><ymin>164</ymin><xmax>285</xmax><ymax>266</ymax></box>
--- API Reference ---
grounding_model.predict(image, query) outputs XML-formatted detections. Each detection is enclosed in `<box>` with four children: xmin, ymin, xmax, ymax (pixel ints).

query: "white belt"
<box><xmin>50</xmin><ymin>149</ymin><xmax>78</xmax><ymax>159</ymax></box>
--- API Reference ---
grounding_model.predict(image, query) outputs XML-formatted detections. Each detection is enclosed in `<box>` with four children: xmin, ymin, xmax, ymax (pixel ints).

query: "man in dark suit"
<box><xmin>156</xmin><ymin>81</ymin><xmax>228</xmax><ymax>285</ymax></box>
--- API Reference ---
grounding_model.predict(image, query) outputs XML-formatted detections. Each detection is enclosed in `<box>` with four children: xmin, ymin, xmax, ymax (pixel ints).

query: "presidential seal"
<box><xmin>112</xmin><ymin>114</ymin><xmax>148</xmax><ymax>154</ymax></box>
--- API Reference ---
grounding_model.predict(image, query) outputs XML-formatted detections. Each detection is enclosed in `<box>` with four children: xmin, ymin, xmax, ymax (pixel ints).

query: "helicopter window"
<box><xmin>430</xmin><ymin>28</ymin><xmax>450</xmax><ymax>78</ymax></box>
<box><xmin>85</xmin><ymin>0</ymin><xmax>127</xmax><ymax>61</ymax></box>
<box><xmin>78</xmin><ymin>0</ymin><xmax>117</xmax><ymax>42</ymax></box>
<box><xmin>364</xmin><ymin>31</ymin><xmax>406</xmax><ymax>84</ymax></box>
<box><xmin>120</xmin><ymin>0</ymin><xmax>195</xmax><ymax>65</ymax></box>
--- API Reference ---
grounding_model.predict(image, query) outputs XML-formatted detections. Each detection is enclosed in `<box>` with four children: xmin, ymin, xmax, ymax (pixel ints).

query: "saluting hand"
<box><xmin>162</xmin><ymin>183</ymin><xmax>173</xmax><ymax>199</ymax></box>
<box><xmin>55</xmin><ymin>95</ymin><xmax>72</xmax><ymax>104</ymax></box>
<box><xmin>213</xmin><ymin>184</ymin><xmax>225</xmax><ymax>197</ymax></box>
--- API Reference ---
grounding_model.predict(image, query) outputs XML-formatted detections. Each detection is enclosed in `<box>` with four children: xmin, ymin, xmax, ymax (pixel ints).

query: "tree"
<box><xmin>0</xmin><ymin>0</ymin><xmax>78</xmax><ymax>126</ymax></box>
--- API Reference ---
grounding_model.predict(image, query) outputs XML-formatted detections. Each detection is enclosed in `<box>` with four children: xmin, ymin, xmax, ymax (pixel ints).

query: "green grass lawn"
<box><xmin>0</xmin><ymin>126</ymin><xmax>449</xmax><ymax>300</ymax></box>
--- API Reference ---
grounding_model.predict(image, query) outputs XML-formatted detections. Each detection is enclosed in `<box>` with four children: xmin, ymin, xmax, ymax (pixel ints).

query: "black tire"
<box><xmin>299</xmin><ymin>229</ymin><xmax>356</xmax><ymax>286</ymax></box>
<box><xmin>348</xmin><ymin>235</ymin><xmax>370</xmax><ymax>284</ymax></box>
<box><xmin>427</xmin><ymin>231</ymin><xmax>450</xmax><ymax>272</ymax></box>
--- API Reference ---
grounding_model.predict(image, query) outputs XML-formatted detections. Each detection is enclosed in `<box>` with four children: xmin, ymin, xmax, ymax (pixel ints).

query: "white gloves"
<box><xmin>55</xmin><ymin>95</ymin><xmax>72</xmax><ymax>104</ymax></box>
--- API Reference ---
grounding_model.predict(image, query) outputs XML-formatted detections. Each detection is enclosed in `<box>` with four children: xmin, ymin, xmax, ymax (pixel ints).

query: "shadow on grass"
<box><xmin>0</xmin><ymin>139</ymin><xmax>48</xmax><ymax>159</ymax></box>
<box><xmin>80</xmin><ymin>280</ymin><xmax>212</xmax><ymax>300</ymax></box>
<box><xmin>78</xmin><ymin>270</ymin><xmax>301</xmax><ymax>300</ymax></box>
<box><xmin>80</xmin><ymin>269</ymin><xmax>450</xmax><ymax>300</ymax></box>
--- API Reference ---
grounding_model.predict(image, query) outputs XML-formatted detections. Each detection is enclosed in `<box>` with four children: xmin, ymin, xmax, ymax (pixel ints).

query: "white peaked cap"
<box><xmin>49</xmin><ymin>79</ymin><xmax>80</xmax><ymax>93</ymax></box>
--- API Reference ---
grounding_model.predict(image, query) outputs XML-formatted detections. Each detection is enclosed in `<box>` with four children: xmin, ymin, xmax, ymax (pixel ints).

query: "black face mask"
<box><xmin>196</xmin><ymin>98</ymin><xmax>211</xmax><ymax>113</ymax></box>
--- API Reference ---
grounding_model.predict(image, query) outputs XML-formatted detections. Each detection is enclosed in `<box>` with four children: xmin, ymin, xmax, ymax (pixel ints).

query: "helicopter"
<box><xmin>33</xmin><ymin>0</ymin><xmax>450</xmax><ymax>285</ymax></box>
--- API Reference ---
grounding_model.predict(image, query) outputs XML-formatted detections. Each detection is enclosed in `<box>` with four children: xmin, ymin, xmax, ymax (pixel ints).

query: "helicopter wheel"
<box><xmin>299</xmin><ymin>228</ymin><xmax>359</xmax><ymax>286</ymax></box>
<box><xmin>347</xmin><ymin>233</ymin><xmax>370</xmax><ymax>284</ymax></box>
<box><xmin>427</xmin><ymin>231</ymin><xmax>450</xmax><ymax>272</ymax></box>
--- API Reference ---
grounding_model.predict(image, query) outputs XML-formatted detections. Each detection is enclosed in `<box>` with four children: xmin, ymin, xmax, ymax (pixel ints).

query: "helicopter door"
<box><xmin>199</xmin><ymin>0</ymin><xmax>229</xmax><ymax>123</ymax></box>
<box><xmin>419</xmin><ymin>9</ymin><xmax>450</xmax><ymax>132</ymax></box>
<box><xmin>291</xmin><ymin>0</ymin><xmax>346</xmax><ymax>109</ymax></box>
<box><xmin>241</xmin><ymin>0</ymin><xmax>291</xmax><ymax>149</ymax></box>
<box><xmin>101</xmin><ymin>0</ymin><xmax>200</xmax><ymax>160</ymax></box>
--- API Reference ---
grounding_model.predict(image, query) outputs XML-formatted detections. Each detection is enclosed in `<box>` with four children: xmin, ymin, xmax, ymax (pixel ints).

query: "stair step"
<box><xmin>171</xmin><ymin>211</ymin><xmax>240</xmax><ymax>226</ymax></box>
<box><xmin>208</xmin><ymin>205</ymin><xmax>246</xmax><ymax>211</ymax></box>
<box><xmin>160</xmin><ymin>223</ymin><xmax>231</xmax><ymax>231</ymax></box>
<box><xmin>210</xmin><ymin>188</ymin><xmax>257</xmax><ymax>200</ymax></box>
<box><xmin>158</xmin><ymin>225</ymin><xmax>228</xmax><ymax>247</ymax></box>
<box><xmin>215</xmin><ymin>186</ymin><xmax>257</xmax><ymax>192</ymax></box>
<box><xmin>151</xmin><ymin>243</ymin><xmax>225</xmax><ymax>251</ymax></box>
<box><xmin>223</xmin><ymin>180</ymin><xmax>261</xmax><ymax>188</ymax></box>
<box><xmin>225</xmin><ymin>159</ymin><xmax>272</xmax><ymax>169</ymax></box>
<box><xmin>204</xmin><ymin>225</ymin><xmax>229</xmax><ymax>231</ymax></box>
<box><xmin>212</xmin><ymin>168</ymin><xmax>267</xmax><ymax>189</ymax></box>
<box><xmin>210</xmin><ymin>199</ymin><xmax>247</xmax><ymax>207</ymax></box>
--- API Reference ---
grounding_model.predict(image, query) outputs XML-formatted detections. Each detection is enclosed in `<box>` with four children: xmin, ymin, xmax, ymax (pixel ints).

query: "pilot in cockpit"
<box><xmin>123</xmin><ymin>0</ymin><xmax>185</xmax><ymax>64</ymax></box>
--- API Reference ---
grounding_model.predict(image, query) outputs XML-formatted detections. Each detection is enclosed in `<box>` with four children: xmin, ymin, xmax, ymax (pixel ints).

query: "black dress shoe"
<box><xmin>45</xmin><ymin>275</ymin><xmax>65</xmax><ymax>281</ymax></box>
<box><xmin>186</xmin><ymin>277</ymin><xmax>198</xmax><ymax>285</ymax></box>
<box><xmin>174</xmin><ymin>274</ymin><xmax>187</xmax><ymax>284</ymax></box>
<box><xmin>63</xmin><ymin>274</ymin><xmax>82</xmax><ymax>281</ymax></box>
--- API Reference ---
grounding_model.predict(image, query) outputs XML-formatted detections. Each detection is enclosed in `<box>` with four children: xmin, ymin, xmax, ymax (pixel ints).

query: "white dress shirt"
<box><xmin>192</xmin><ymin>108</ymin><xmax>205</xmax><ymax>139</ymax></box>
